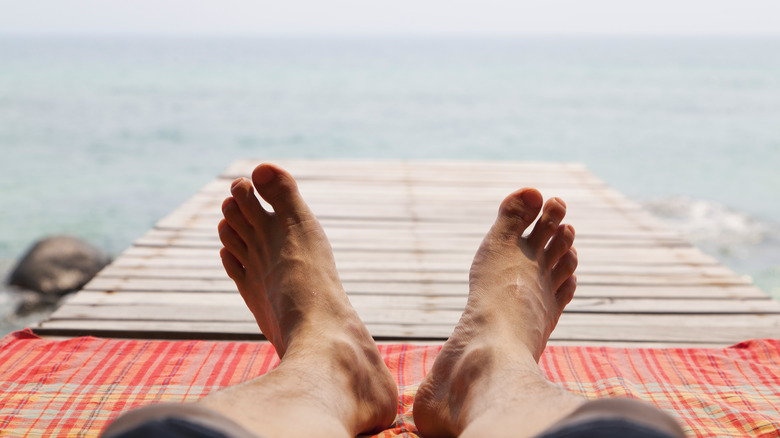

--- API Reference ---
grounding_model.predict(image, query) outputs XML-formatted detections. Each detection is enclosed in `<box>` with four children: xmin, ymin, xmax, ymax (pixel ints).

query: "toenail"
<box><xmin>230</xmin><ymin>179</ymin><xmax>246</xmax><ymax>193</ymax></box>
<box><xmin>254</xmin><ymin>166</ymin><xmax>275</xmax><ymax>185</ymax></box>
<box><xmin>554</xmin><ymin>197</ymin><xmax>566</xmax><ymax>208</ymax></box>
<box><xmin>520</xmin><ymin>190</ymin><xmax>542</xmax><ymax>208</ymax></box>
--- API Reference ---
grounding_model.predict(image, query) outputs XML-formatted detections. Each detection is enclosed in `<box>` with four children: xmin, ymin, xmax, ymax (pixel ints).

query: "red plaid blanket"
<box><xmin>1</xmin><ymin>330</ymin><xmax>778</xmax><ymax>437</ymax></box>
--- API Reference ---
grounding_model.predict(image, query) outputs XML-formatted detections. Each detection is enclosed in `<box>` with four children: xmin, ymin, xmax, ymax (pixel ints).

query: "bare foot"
<box><xmin>413</xmin><ymin>188</ymin><xmax>583</xmax><ymax>438</ymax></box>
<box><xmin>212</xmin><ymin>163</ymin><xmax>397</xmax><ymax>436</ymax></box>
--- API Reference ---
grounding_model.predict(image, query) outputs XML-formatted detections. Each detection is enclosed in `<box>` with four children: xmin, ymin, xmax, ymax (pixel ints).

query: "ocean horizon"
<box><xmin>1</xmin><ymin>35</ymin><xmax>779</xmax><ymax>331</ymax></box>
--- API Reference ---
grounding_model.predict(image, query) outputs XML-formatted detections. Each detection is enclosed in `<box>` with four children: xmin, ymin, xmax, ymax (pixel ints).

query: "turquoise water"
<box><xmin>1</xmin><ymin>36</ymin><xmax>779</xmax><ymax>313</ymax></box>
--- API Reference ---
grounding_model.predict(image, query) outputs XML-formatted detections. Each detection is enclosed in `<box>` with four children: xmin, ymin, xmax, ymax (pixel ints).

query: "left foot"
<box><xmin>413</xmin><ymin>188</ymin><xmax>583</xmax><ymax>438</ymax></box>
<box><xmin>210</xmin><ymin>163</ymin><xmax>397</xmax><ymax>436</ymax></box>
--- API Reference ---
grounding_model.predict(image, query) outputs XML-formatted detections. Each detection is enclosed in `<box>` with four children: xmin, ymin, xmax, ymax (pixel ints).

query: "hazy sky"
<box><xmin>2</xmin><ymin>0</ymin><xmax>779</xmax><ymax>36</ymax></box>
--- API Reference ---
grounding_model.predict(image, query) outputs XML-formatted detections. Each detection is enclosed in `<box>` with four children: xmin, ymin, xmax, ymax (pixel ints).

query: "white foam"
<box><xmin>643</xmin><ymin>196</ymin><xmax>777</xmax><ymax>257</ymax></box>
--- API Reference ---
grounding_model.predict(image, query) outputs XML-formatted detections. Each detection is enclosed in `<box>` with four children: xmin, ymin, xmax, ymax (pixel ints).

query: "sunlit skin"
<box><xmin>196</xmin><ymin>163</ymin><xmax>683</xmax><ymax>438</ymax></box>
<box><xmin>412</xmin><ymin>189</ymin><xmax>585</xmax><ymax>438</ymax></box>
<box><xmin>202</xmin><ymin>163</ymin><xmax>398</xmax><ymax>438</ymax></box>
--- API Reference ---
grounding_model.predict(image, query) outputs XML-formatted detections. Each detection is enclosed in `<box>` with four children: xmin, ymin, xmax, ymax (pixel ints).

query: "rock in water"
<box><xmin>8</xmin><ymin>235</ymin><xmax>111</xmax><ymax>296</ymax></box>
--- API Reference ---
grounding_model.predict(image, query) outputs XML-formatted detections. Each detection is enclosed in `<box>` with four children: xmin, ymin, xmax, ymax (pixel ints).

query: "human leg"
<box><xmin>103</xmin><ymin>164</ymin><xmax>397</xmax><ymax>438</ymax></box>
<box><xmin>413</xmin><ymin>189</ymin><xmax>685</xmax><ymax>438</ymax></box>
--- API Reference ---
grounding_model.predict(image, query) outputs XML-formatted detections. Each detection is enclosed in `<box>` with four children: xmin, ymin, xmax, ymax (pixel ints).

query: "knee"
<box><xmin>542</xmin><ymin>398</ymin><xmax>686</xmax><ymax>438</ymax></box>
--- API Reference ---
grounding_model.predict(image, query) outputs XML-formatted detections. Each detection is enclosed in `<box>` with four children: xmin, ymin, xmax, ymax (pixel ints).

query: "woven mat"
<box><xmin>1</xmin><ymin>330</ymin><xmax>778</xmax><ymax>437</ymax></box>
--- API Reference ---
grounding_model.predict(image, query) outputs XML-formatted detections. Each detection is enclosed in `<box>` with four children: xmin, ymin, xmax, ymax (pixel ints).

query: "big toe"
<box><xmin>251</xmin><ymin>163</ymin><xmax>312</xmax><ymax>220</ymax></box>
<box><xmin>492</xmin><ymin>188</ymin><xmax>544</xmax><ymax>238</ymax></box>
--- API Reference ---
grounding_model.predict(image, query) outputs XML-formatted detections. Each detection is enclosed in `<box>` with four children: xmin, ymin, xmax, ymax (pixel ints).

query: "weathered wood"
<box><xmin>36</xmin><ymin>159</ymin><xmax>780</xmax><ymax>346</ymax></box>
<box><xmin>70</xmin><ymin>283</ymin><xmax>771</xmax><ymax>299</ymax></box>
<box><xmin>97</xmin><ymin>263</ymin><xmax>737</xmax><ymax>279</ymax></box>
<box><xmin>138</xmin><ymin>226</ymin><xmax>690</xmax><ymax>243</ymax></box>
<box><xmin>156</xmin><ymin>207</ymin><xmax>666</xmax><ymax>226</ymax></box>
<box><xmin>118</xmin><ymin>245</ymin><xmax>720</xmax><ymax>265</ymax></box>
<box><xmin>81</xmin><ymin>273</ymin><xmax>751</xmax><ymax>294</ymax></box>
<box><xmin>139</xmin><ymin>226</ymin><xmax>688</xmax><ymax>243</ymax></box>
<box><xmin>106</xmin><ymin>280</ymin><xmax>777</xmax><ymax>297</ymax></box>
<box><xmin>54</xmin><ymin>295</ymin><xmax>780</xmax><ymax>318</ymax></box>
<box><xmin>37</xmin><ymin>314</ymin><xmax>780</xmax><ymax>344</ymax></box>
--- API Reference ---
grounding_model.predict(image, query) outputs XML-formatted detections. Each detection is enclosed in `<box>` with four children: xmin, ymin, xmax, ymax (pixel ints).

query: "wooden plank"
<box><xmin>70</xmin><ymin>283</ymin><xmax>772</xmax><ymax>299</ymax></box>
<box><xmin>37</xmin><ymin>314</ymin><xmax>780</xmax><ymax>343</ymax></box>
<box><xmin>133</xmin><ymin>234</ymin><xmax>694</xmax><ymax>252</ymax></box>
<box><xmin>87</xmin><ymin>270</ymin><xmax>751</xmax><ymax>288</ymax></box>
<box><xmin>138</xmin><ymin>226</ymin><xmax>688</xmax><ymax>241</ymax></box>
<box><xmin>157</xmin><ymin>204</ymin><xmax>667</xmax><ymax>224</ymax></box>
<box><xmin>97</xmin><ymin>263</ymin><xmax>738</xmax><ymax>279</ymax></box>
<box><xmin>80</xmin><ymin>273</ymin><xmax>752</xmax><ymax>295</ymax></box>
<box><xmin>140</xmin><ymin>225</ymin><xmax>688</xmax><ymax>241</ymax></box>
<box><xmin>54</xmin><ymin>296</ymin><xmax>780</xmax><ymax>318</ymax></box>
<box><xmin>135</xmin><ymin>230</ymin><xmax>692</xmax><ymax>249</ymax></box>
<box><xmin>131</xmin><ymin>234</ymin><xmax>689</xmax><ymax>249</ymax></box>
<box><xmin>180</xmin><ymin>192</ymin><xmax>648</xmax><ymax>214</ymax></box>
<box><xmin>156</xmin><ymin>219</ymin><xmax>676</xmax><ymax>237</ymax></box>
<box><xmin>222</xmin><ymin>159</ymin><xmax>595</xmax><ymax>180</ymax></box>
<box><xmin>155</xmin><ymin>187</ymin><xmax>659</xmax><ymax>212</ymax></box>
<box><xmin>118</xmin><ymin>245</ymin><xmax>720</xmax><ymax>265</ymax></box>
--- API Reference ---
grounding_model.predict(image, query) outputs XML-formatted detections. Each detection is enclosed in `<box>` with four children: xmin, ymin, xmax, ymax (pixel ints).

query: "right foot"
<box><xmin>215</xmin><ymin>163</ymin><xmax>397</xmax><ymax>435</ymax></box>
<box><xmin>413</xmin><ymin>188</ymin><xmax>583</xmax><ymax>438</ymax></box>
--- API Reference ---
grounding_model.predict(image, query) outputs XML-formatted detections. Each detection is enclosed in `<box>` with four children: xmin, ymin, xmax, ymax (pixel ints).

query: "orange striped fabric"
<box><xmin>1</xmin><ymin>330</ymin><xmax>778</xmax><ymax>437</ymax></box>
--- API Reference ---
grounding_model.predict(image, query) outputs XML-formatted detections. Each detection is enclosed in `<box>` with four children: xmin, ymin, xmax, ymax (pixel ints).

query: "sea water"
<box><xmin>1</xmin><ymin>36</ymin><xmax>779</xmax><ymax>332</ymax></box>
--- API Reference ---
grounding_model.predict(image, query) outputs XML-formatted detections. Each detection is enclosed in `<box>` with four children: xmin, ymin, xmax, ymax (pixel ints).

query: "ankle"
<box><xmin>283</xmin><ymin>332</ymin><xmax>397</xmax><ymax>434</ymax></box>
<box><xmin>456</xmin><ymin>312</ymin><xmax>543</xmax><ymax>363</ymax></box>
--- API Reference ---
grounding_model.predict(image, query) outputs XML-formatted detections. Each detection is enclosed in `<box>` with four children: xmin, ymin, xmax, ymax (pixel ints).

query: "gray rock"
<box><xmin>11</xmin><ymin>289</ymin><xmax>60</xmax><ymax>317</ymax></box>
<box><xmin>7</xmin><ymin>235</ymin><xmax>111</xmax><ymax>296</ymax></box>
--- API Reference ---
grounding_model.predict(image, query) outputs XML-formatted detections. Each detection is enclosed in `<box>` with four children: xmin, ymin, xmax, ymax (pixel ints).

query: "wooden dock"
<box><xmin>36</xmin><ymin>160</ymin><xmax>780</xmax><ymax>346</ymax></box>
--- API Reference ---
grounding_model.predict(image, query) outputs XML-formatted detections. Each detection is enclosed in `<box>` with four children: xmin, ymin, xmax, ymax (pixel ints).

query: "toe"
<box><xmin>556</xmin><ymin>275</ymin><xmax>577</xmax><ymax>308</ymax></box>
<box><xmin>252</xmin><ymin>164</ymin><xmax>313</xmax><ymax>221</ymax></box>
<box><xmin>493</xmin><ymin>188</ymin><xmax>544</xmax><ymax>239</ymax></box>
<box><xmin>543</xmin><ymin>224</ymin><xmax>575</xmax><ymax>269</ymax></box>
<box><xmin>220</xmin><ymin>247</ymin><xmax>246</xmax><ymax>283</ymax></box>
<box><xmin>527</xmin><ymin>198</ymin><xmax>567</xmax><ymax>251</ymax></box>
<box><xmin>551</xmin><ymin>249</ymin><xmax>578</xmax><ymax>290</ymax></box>
<box><xmin>222</xmin><ymin>197</ymin><xmax>254</xmax><ymax>238</ymax></box>
<box><xmin>218</xmin><ymin>220</ymin><xmax>248</xmax><ymax>264</ymax></box>
<box><xmin>230</xmin><ymin>178</ymin><xmax>270</xmax><ymax>227</ymax></box>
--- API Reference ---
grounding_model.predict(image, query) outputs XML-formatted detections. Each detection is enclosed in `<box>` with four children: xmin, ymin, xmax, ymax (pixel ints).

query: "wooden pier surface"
<box><xmin>36</xmin><ymin>160</ymin><xmax>780</xmax><ymax>346</ymax></box>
